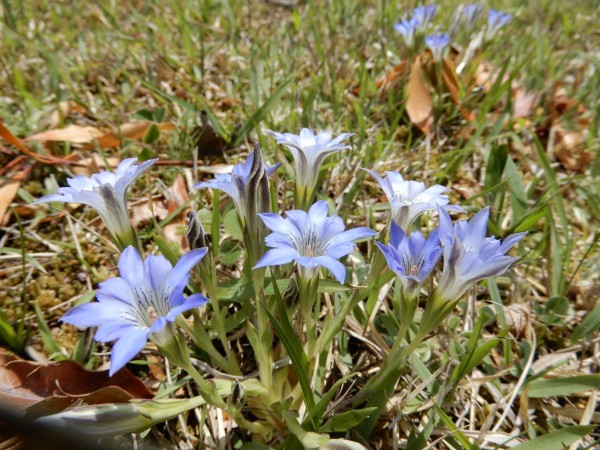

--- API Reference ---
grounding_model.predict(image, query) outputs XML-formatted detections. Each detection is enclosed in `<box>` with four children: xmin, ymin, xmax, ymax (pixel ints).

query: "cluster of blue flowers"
<box><xmin>394</xmin><ymin>4</ymin><xmax>511</xmax><ymax>61</ymax></box>
<box><xmin>36</xmin><ymin>127</ymin><xmax>524</xmax><ymax>376</ymax></box>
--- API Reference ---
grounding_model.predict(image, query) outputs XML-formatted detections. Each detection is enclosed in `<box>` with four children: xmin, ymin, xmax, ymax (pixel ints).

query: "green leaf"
<box><xmin>526</xmin><ymin>375</ymin><xmax>600</xmax><ymax>398</ymax></box>
<box><xmin>34</xmin><ymin>302</ymin><xmax>67</xmax><ymax>361</ymax></box>
<box><xmin>319</xmin><ymin>407</ymin><xmax>377</xmax><ymax>433</ymax></box>
<box><xmin>232</xmin><ymin>78</ymin><xmax>292</xmax><ymax>148</ymax></box>
<box><xmin>302</xmin><ymin>373</ymin><xmax>356</xmax><ymax>430</ymax></box>
<box><xmin>513</xmin><ymin>206</ymin><xmax>547</xmax><ymax>233</ymax></box>
<box><xmin>143</xmin><ymin>123</ymin><xmax>160</xmax><ymax>144</ymax></box>
<box><xmin>260</xmin><ymin>280</ymin><xmax>316</xmax><ymax>417</ymax></box>
<box><xmin>223</xmin><ymin>209</ymin><xmax>244</xmax><ymax>240</ymax></box>
<box><xmin>484</xmin><ymin>143</ymin><xmax>508</xmax><ymax>192</ymax></box>
<box><xmin>511</xmin><ymin>425</ymin><xmax>595</xmax><ymax>450</ymax></box>
<box><xmin>571</xmin><ymin>302</ymin><xmax>600</xmax><ymax>343</ymax></box>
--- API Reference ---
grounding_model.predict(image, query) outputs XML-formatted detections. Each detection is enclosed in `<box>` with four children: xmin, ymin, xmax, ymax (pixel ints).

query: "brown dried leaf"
<box><xmin>375</xmin><ymin>61</ymin><xmax>409</xmax><ymax>93</ymax></box>
<box><xmin>0</xmin><ymin>120</ymin><xmax>70</xmax><ymax>165</ymax></box>
<box><xmin>86</xmin><ymin>121</ymin><xmax>175</xmax><ymax>150</ymax></box>
<box><xmin>406</xmin><ymin>56</ymin><xmax>434</xmax><ymax>134</ymax></box>
<box><xmin>166</xmin><ymin>174</ymin><xmax>190</xmax><ymax>215</ymax></box>
<box><xmin>130</xmin><ymin>201</ymin><xmax>169</xmax><ymax>228</ymax></box>
<box><xmin>26</xmin><ymin>125</ymin><xmax>104</xmax><ymax>144</ymax></box>
<box><xmin>0</xmin><ymin>350</ymin><xmax>152</xmax><ymax>418</ymax></box>
<box><xmin>552</xmin><ymin>123</ymin><xmax>592</xmax><ymax>172</ymax></box>
<box><xmin>0</xmin><ymin>179</ymin><xmax>20</xmax><ymax>226</ymax></box>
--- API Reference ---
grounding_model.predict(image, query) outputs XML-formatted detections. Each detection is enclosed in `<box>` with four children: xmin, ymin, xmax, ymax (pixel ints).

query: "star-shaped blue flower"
<box><xmin>34</xmin><ymin>158</ymin><xmax>156</xmax><ymax>249</ymax></box>
<box><xmin>62</xmin><ymin>246</ymin><xmax>209</xmax><ymax>376</ymax></box>
<box><xmin>436</xmin><ymin>206</ymin><xmax>526</xmax><ymax>301</ymax></box>
<box><xmin>254</xmin><ymin>201</ymin><xmax>377</xmax><ymax>283</ymax></box>
<box><xmin>376</xmin><ymin>221</ymin><xmax>442</xmax><ymax>298</ymax></box>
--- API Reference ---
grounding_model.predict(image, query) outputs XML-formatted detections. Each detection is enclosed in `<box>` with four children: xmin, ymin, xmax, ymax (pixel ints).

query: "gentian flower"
<box><xmin>394</xmin><ymin>18</ymin><xmax>420</xmax><ymax>47</ymax></box>
<box><xmin>194</xmin><ymin>147</ymin><xmax>280</xmax><ymax>228</ymax></box>
<box><xmin>62</xmin><ymin>246</ymin><xmax>209</xmax><ymax>376</ymax></box>
<box><xmin>436</xmin><ymin>206</ymin><xmax>526</xmax><ymax>301</ymax></box>
<box><xmin>254</xmin><ymin>200</ymin><xmax>377</xmax><ymax>283</ymax></box>
<box><xmin>376</xmin><ymin>221</ymin><xmax>442</xmax><ymax>298</ymax></box>
<box><xmin>34</xmin><ymin>158</ymin><xmax>156</xmax><ymax>250</ymax></box>
<box><xmin>486</xmin><ymin>9</ymin><xmax>511</xmax><ymax>39</ymax></box>
<box><xmin>264</xmin><ymin>128</ymin><xmax>353</xmax><ymax>210</ymax></box>
<box><xmin>412</xmin><ymin>5</ymin><xmax>437</xmax><ymax>31</ymax></box>
<box><xmin>364</xmin><ymin>169</ymin><xmax>465</xmax><ymax>231</ymax></box>
<box><xmin>425</xmin><ymin>32</ymin><xmax>450</xmax><ymax>62</ymax></box>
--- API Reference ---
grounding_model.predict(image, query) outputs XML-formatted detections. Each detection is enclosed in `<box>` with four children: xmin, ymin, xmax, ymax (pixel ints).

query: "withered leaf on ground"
<box><xmin>0</xmin><ymin>350</ymin><xmax>152</xmax><ymax>419</ymax></box>
<box><xmin>406</xmin><ymin>56</ymin><xmax>434</xmax><ymax>135</ymax></box>
<box><xmin>26</xmin><ymin>125</ymin><xmax>104</xmax><ymax>144</ymax></box>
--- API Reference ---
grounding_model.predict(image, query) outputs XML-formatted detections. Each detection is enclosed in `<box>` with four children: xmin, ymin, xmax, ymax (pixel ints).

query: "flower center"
<box><xmin>146</xmin><ymin>306</ymin><xmax>159</xmax><ymax>324</ymax></box>
<box><xmin>290</xmin><ymin>226</ymin><xmax>327</xmax><ymax>258</ymax></box>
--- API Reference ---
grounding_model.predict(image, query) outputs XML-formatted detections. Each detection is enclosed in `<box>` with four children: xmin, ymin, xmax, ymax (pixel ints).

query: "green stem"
<box><xmin>298</xmin><ymin>275</ymin><xmax>319</xmax><ymax>357</ymax></box>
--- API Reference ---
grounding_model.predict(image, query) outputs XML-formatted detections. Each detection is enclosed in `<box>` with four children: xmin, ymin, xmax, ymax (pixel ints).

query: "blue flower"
<box><xmin>436</xmin><ymin>206</ymin><xmax>526</xmax><ymax>301</ymax></box>
<box><xmin>425</xmin><ymin>32</ymin><xmax>450</xmax><ymax>62</ymax></box>
<box><xmin>412</xmin><ymin>5</ymin><xmax>437</xmax><ymax>30</ymax></box>
<box><xmin>394</xmin><ymin>18</ymin><xmax>420</xmax><ymax>46</ymax></box>
<box><xmin>486</xmin><ymin>9</ymin><xmax>511</xmax><ymax>39</ymax></box>
<box><xmin>254</xmin><ymin>201</ymin><xmax>377</xmax><ymax>283</ymax></box>
<box><xmin>62</xmin><ymin>246</ymin><xmax>209</xmax><ymax>376</ymax></box>
<box><xmin>376</xmin><ymin>221</ymin><xmax>442</xmax><ymax>298</ymax></box>
<box><xmin>364</xmin><ymin>169</ymin><xmax>465</xmax><ymax>231</ymax></box>
<box><xmin>34</xmin><ymin>158</ymin><xmax>156</xmax><ymax>249</ymax></box>
<box><xmin>194</xmin><ymin>148</ymin><xmax>280</xmax><ymax>226</ymax></box>
<box><xmin>264</xmin><ymin>128</ymin><xmax>353</xmax><ymax>209</ymax></box>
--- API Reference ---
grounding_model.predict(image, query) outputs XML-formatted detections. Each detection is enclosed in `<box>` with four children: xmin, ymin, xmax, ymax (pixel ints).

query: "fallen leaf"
<box><xmin>166</xmin><ymin>174</ymin><xmax>190</xmax><ymax>215</ymax></box>
<box><xmin>84</xmin><ymin>121</ymin><xmax>175</xmax><ymax>150</ymax></box>
<box><xmin>406</xmin><ymin>56</ymin><xmax>434</xmax><ymax>135</ymax></box>
<box><xmin>26</xmin><ymin>125</ymin><xmax>104</xmax><ymax>144</ymax></box>
<box><xmin>0</xmin><ymin>350</ymin><xmax>152</xmax><ymax>419</ymax></box>
<box><xmin>0</xmin><ymin>120</ymin><xmax>72</xmax><ymax>165</ymax></box>
<box><xmin>375</xmin><ymin>61</ymin><xmax>409</xmax><ymax>93</ymax></box>
<box><xmin>0</xmin><ymin>179</ymin><xmax>20</xmax><ymax>226</ymax></box>
<box><xmin>130</xmin><ymin>200</ymin><xmax>169</xmax><ymax>228</ymax></box>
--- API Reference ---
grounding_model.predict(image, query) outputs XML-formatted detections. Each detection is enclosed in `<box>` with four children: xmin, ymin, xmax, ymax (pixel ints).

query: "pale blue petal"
<box><xmin>95</xmin><ymin>322</ymin><xmax>138</xmax><ymax>343</ymax></box>
<box><xmin>314</xmin><ymin>256</ymin><xmax>347</xmax><ymax>284</ymax></box>
<box><xmin>97</xmin><ymin>277</ymin><xmax>133</xmax><ymax>305</ymax></box>
<box><xmin>296</xmin><ymin>256</ymin><xmax>321</xmax><ymax>269</ymax></box>
<box><xmin>165</xmin><ymin>248</ymin><xmax>207</xmax><ymax>294</ymax></box>
<box><xmin>499</xmin><ymin>232</ymin><xmax>526</xmax><ymax>254</ymax></box>
<box><xmin>118</xmin><ymin>246</ymin><xmax>145</xmax><ymax>288</ymax></box>
<box><xmin>145</xmin><ymin>254</ymin><xmax>173</xmax><ymax>291</ymax></box>
<box><xmin>109</xmin><ymin>328</ymin><xmax>149</xmax><ymax>376</ymax></box>
<box><xmin>166</xmin><ymin>293</ymin><xmax>208</xmax><ymax>321</ymax></box>
<box><xmin>61</xmin><ymin>302</ymin><xmax>126</xmax><ymax>328</ymax></box>
<box><xmin>389</xmin><ymin>220</ymin><xmax>406</xmax><ymax>247</ymax></box>
<box><xmin>330</xmin><ymin>226</ymin><xmax>376</xmax><ymax>246</ymax></box>
<box><xmin>254</xmin><ymin>248</ymin><xmax>296</xmax><ymax>268</ymax></box>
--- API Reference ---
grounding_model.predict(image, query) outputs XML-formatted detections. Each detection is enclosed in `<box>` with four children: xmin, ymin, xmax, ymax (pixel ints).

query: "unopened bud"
<box><xmin>186</xmin><ymin>211</ymin><xmax>208</xmax><ymax>250</ymax></box>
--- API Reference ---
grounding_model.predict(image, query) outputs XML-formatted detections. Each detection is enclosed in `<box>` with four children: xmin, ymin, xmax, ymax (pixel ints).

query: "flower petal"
<box><xmin>166</xmin><ymin>293</ymin><xmax>209</xmax><ymax>321</ymax></box>
<box><xmin>314</xmin><ymin>256</ymin><xmax>347</xmax><ymax>284</ymax></box>
<box><xmin>109</xmin><ymin>328</ymin><xmax>149</xmax><ymax>376</ymax></box>
<box><xmin>254</xmin><ymin>248</ymin><xmax>296</xmax><ymax>268</ymax></box>
<box><xmin>118</xmin><ymin>246</ymin><xmax>146</xmax><ymax>288</ymax></box>
<box><xmin>165</xmin><ymin>248</ymin><xmax>207</xmax><ymax>294</ymax></box>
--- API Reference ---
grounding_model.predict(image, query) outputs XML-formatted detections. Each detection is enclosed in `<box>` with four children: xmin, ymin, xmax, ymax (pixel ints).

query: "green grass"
<box><xmin>1</xmin><ymin>0</ymin><xmax>599</xmax><ymax>448</ymax></box>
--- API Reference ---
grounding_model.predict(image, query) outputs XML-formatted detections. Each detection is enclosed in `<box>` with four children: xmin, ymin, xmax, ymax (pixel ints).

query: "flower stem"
<box><xmin>298</xmin><ymin>275</ymin><xmax>319</xmax><ymax>357</ymax></box>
